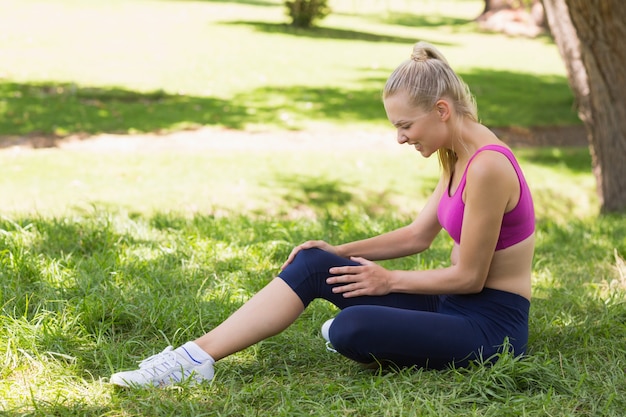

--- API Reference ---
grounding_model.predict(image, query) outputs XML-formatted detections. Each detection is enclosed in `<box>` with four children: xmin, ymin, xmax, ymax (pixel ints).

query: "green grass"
<box><xmin>0</xmin><ymin>0</ymin><xmax>579</xmax><ymax>138</ymax></box>
<box><xmin>1</xmin><ymin>142</ymin><xmax>625</xmax><ymax>416</ymax></box>
<box><xmin>1</xmin><ymin>1</ymin><xmax>623</xmax><ymax>416</ymax></box>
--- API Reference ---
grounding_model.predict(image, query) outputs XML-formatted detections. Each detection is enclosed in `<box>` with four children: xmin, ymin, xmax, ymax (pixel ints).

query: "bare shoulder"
<box><xmin>466</xmin><ymin>148</ymin><xmax>517</xmax><ymax>184</ymax></box>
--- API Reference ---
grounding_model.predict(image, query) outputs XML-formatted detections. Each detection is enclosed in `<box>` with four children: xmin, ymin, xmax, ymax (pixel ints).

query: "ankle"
<box><xmin>178</xmin><ymin>341</ymin><xmax>215</xmax><ymax>364</ymax></box>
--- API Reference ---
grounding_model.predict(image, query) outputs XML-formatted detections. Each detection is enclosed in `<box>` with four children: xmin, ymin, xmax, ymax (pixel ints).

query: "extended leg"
<box><xmin>109</xmin><ymin>278</ymin><xmax>304</xmax><ymax>388</ymax></box>
<box><xmin>194</xmin><ymin>278</ymin><xmax>304</xmax><ymax>360</ymax></box>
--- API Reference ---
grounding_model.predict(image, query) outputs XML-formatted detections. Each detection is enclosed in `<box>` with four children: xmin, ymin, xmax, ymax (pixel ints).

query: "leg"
<box><xmin>198</xmin><ymin>248</ymin><xmax>439</xmax><ymax>360</ymax></box>
<box><xmin>194</xmin><ymin>278</ymin><xmax>304</xmax><ymax>360</ymax></box>
<box><xmin>110</xmin><ymin>278</ymin><xmax>304</xmax><ymax>388</ymax></box>
<box><xmin>110</xmin><ymin>248</ymin><xmax>441</xmax><ymax>387</ymax></box>
<box><xmin>279</xmin><ymin>248</ymin><xmax>440</xmax><ymax>312</ymax></box>
<box><xmin>329</xmin><ymin>305</ymin><xmax>482</xmax><ymax>369</ymax></box>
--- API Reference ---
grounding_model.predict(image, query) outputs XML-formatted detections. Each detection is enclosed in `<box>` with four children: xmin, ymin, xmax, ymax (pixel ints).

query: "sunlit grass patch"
<box><xmin>1</xmin><ymin>189</ymin><xmax>625</xmax><ymax>415</ymax></box>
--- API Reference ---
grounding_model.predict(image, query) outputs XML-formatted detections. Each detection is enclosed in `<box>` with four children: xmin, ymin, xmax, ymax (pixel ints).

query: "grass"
<box><xmin>0</xmin><ymin>0</ymin><xmax>579</xmax><ymax>137</ymax></box>
<box><xmin>1</xmin><ymin>143</ymin><xmax>625</xmax><ymax>416</ymax></box>
<box><xmin>1</xmin><ymin>0</ymin><xmax>624</xmax><ymax>416</ymax></box>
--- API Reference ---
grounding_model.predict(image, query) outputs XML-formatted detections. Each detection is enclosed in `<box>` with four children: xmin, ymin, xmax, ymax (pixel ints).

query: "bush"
<box><xmin>285</xmin><ymin>0</ymin><xmax>330</xmax><ymax>28</ymax></box>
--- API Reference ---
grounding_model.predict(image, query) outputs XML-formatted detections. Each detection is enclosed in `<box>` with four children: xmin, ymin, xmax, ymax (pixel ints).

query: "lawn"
<box><xmin>0</xmin><ymin>0</ymin><xmax>578</xmax><ymax>137</ymax></box>
<box><xmin>1</xmin><ymin>0</ymin><xmax>624</xmax><ymax>416</ymax></box>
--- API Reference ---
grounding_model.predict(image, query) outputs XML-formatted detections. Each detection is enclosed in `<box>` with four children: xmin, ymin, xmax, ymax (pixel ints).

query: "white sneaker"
<box><xmin>321</xmin><ymin>318</ymin><xmax>337</xmax><ymax>353</ymax></box>
<box><xmin>110</xmin><ymin>346</ymin><xmax>214</xmax><ymax>388</ymax></box>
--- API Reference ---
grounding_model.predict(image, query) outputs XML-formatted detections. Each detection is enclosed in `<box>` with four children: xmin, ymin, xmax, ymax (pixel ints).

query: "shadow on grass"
<box><xmin>0</xmin><ymin>69</ymin><xmax>577</xmax><ymax>144</ymax></box>
<box><xmin>222</xmin><ymin>20</ymin><xmax>431</xmax><ymax>44</ymax></box>
<box><xmin>0</xmin><ymin>81</ymin><xmax>250</xmax><ymax>141</ymax></box>
<box><xmin>516</xmin><ymin>147</ymin><xmax>592</xmax><ymax>174</ymax></box>
<box><xmin>274</xmin><ymin>174</ymin><xmax>355</xmax><ymax>208</ymax></box>
<box><xmin>269</xmin><ymin>173</ymin><xmax>401</xmax><ymax>219</ymax></box>
<box><xmin>375</xmin><ymin>12</ymin><xmax>474</xmax><ymax>28</ymax></box>
<box><xmin>461</xmin><ymin>70</ymin><xmax>578</xmax><ymax>127</ymax></box>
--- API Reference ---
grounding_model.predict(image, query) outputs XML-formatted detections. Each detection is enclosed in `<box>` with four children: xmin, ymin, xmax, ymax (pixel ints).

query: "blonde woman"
<box><xmin>110</xmin><ymin>41</ymin><xmax>535</xmax><ymax>388</ymax></box>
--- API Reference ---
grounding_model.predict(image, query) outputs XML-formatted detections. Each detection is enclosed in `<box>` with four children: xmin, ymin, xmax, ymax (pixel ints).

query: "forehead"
<box><xmin>383</xmin><ymin>92</ymin><xmax>425</xmax><ymax>122</ymax></box>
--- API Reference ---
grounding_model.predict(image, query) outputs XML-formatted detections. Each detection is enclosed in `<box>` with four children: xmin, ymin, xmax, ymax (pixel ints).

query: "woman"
<box><xmin>110</xmin><ymin>41</ymin><xmax>535</xmax><ymax>388</ymax></box>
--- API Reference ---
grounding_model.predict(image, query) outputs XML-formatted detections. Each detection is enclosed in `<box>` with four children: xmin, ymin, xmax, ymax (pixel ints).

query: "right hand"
<box><xmin>280</xmin><ymin>240</ymin><xmax>339</xmax><ymax>270</ymax></box>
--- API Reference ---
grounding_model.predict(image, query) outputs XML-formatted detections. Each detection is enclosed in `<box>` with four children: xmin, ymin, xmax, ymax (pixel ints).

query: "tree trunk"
<box><xmin>542</xmin><ymin>0</ymin><xmax>626</xmax><ymax>213</ymax></box>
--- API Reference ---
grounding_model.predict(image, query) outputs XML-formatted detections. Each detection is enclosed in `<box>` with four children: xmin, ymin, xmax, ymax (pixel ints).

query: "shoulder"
<box><xmin>466</xmin><ymin>148</ymin><xmax>516</xmax><ymax>183</ymax></box>
<box><xmin>465</xmin><ymin>148</ymin><xmax>519</xmax><ymax>202</ymax></box>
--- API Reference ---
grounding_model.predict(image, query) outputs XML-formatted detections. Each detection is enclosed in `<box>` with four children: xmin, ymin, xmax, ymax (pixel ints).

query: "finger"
<box><xmin>328</xmin><ymin>265</ymin><xmax>362</xmax><ymax>275</ymax></box>
<box><xmin>326</xmin><ymin>272</ymin><xmax>360</xmax><ymax>285</ymax></box>
<box><xmin>281</xmin><ymin>246</ymin><xmax>302</xmax><ymax>270</ymax></box>
<box><xmin>331</xmin><ymin>282</ymin><xmax>355</xmax><ymax>293</ymax></box>
<box><xmin>350</xmin><ymin>256</ymin><xmax>371</xmax><ymax>265</ymax></box>
<box><xmin>332</xmin><ymin>284</ymin><xmax>363</xmax><ymax>298</ymax></box>
<box><xmin>301</xmin><ymin>240</ymin><xmax>320</xmax><ymax>249</ymax></box>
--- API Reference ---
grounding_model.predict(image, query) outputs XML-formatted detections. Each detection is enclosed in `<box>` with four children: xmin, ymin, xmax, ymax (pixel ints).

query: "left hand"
<box><xmin>326</xmin><ymin>257</ymin><xmax>392</xmax><ymax>298</ymax></box>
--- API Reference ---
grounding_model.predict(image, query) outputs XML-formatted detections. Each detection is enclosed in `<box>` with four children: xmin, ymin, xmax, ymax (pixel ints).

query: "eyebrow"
<box><xmin>392</xmin><ymin>120</ymin><xmax>410</xmax><ymax>127</ymax></box>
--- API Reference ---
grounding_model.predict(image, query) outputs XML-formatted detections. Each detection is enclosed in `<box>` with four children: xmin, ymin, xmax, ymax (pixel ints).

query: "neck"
<box><xmin>448</xmin><ymin>120</ymin><xmax>498</xmax><ymax>163</ymax></box>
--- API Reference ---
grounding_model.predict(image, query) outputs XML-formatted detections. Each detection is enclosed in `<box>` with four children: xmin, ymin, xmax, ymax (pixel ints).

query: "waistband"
<box><xmin>442</xmin><ymin>287</ymin><xmax>530</xmax><ymax>312</ymax></box>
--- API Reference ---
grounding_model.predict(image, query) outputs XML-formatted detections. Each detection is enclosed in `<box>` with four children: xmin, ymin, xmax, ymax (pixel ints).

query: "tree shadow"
<box><xmin>515</xmin><ymin>147</ymin><xmax>592</xmax><ymax>174</ymax></box>
<box><xmin>270</xmin><ymin>173</ymin><xmax>399</xmax><ymax>217</ymax></box>
<box><xmin>272</xmin><ymin>174</ymin><xmax>356</xmax><ymax>209</ymax></box>
<box><xmin>375</xmin><ymin>12</ymin><xmax>474</xmax><ymax>28</ymax></box>
<box><xmin>461</xmin><ymin>70</ymin><xmax>579</xmax><ymax>127</ymax></box>
<box><xmin>222</xmin><ymin>20</ymin><xmax>429</xmax><ymax>44</ymax></box>
<box><xmin>0</xmin><ymin>68</ymin><xmax>577</xmax><ymax>145</ymax></box>
<box><xmin>0</xmin><ymin>81</ymin><xmax>249</xmax><ymax>144</ymax></box>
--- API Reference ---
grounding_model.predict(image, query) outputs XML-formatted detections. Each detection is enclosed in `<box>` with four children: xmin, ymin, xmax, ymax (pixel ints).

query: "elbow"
<box><xmin>465</xmin><ymin>280</ymin><xmax>487</xmax><ymax>294</ymax></box>
<box><xmin>415</xmin><ymin>240</ymin><xmax>431</xmax><ymax>254</ymax></box>
<box><xmin>412</xmin><ymin>235</ymin><xmax>434</xmax><ymax>254</ymax></box>
<box><xmin>455</xmin><ymin>269</ymin><xmax>488</xmax><ymax>294</ymax></box>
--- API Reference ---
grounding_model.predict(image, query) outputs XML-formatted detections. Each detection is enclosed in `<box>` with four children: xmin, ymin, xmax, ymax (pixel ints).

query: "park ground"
<box><xmin>0</xmin><ymin>124</ymin><xmax>588</xmax><ymax>153</ymax></box>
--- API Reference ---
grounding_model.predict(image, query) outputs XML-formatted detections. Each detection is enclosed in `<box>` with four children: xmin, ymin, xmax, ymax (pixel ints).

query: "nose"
<box><xmin>397</xmin><ymin>131</ymin><xmax>408</xmax><ymax>144</ymax></box>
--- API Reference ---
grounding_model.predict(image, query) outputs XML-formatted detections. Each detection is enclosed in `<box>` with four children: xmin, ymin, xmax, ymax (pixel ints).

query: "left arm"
<box><xmin>328</xmin><ymin>152</ymin><xmax>517</xmax><ymax>297</ymax></box>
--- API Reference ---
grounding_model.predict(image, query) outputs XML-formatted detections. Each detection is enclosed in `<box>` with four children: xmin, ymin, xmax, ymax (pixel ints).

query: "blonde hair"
<box><xmin>383</xmin><ymin>41</ymin><xmax>478</xmax><ymax>178</ymax></box>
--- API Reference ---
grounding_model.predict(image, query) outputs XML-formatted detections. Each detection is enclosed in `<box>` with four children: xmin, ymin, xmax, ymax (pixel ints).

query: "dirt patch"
<box><xmin>0</xmin><ymin>125</ymin><xmax>588</xmax><ymax>152</ymax></box>
<box><xmin>490</xmin><ymin>125</ymin><xmax>587</xmax><ymax>147</ymax></box>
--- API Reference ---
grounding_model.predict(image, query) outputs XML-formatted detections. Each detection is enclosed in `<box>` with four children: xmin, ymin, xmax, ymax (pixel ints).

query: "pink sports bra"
<box><xmin>437</xmin><ymin>145</ymin><xmax>535</xmax><ymax>251</ymax></box>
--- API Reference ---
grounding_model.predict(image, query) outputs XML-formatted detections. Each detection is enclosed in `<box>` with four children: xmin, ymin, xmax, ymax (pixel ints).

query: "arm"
<box><xmin>335</xmin><ymin>178</ymin><xmax>445</xmax><ymax>261</ymax></box>
<box><xmin>328</xmin><ymin>151</ymin><xmax>517</xmax><ymax>296</ymax></box>
<box><xmin>281</xmin><ymin>178</ymin><xmax>445</xmax><ymax>270</ymax></box>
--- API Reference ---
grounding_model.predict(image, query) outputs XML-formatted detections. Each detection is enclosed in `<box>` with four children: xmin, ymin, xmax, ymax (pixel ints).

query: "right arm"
<box><xmin>281</xmin><ymin>178</ymin><xmax>445</xmax><ymax>269</ymax></box>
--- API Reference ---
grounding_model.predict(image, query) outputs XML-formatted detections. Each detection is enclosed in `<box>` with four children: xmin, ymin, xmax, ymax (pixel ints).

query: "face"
<box><xmin>383</xmin><ymin>92</ymin><xmax>448</xmax><ymax>157</ymax></box>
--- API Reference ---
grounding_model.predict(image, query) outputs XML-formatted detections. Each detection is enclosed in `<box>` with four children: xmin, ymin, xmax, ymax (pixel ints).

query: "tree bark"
<box><xmin>542</xmin><ymin>0</ymin><xmax>626</xmax><ymax>213</ymax></box>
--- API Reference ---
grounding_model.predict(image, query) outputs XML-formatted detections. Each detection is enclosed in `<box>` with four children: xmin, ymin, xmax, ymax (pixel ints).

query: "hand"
<box><xmin>281</xmin><ymin>240</ymin><xmax>338</xmax><ymax>270</ymax></box>
<box><xmin>326</xmin><ymin>257</ymin><xmax>392</xmax><ymax>298</ymax></box>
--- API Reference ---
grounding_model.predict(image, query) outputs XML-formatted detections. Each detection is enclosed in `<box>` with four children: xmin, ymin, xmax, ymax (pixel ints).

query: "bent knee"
<box><xmin>329</xmin><ymin>308</ymin><xmax>374</xmax><ymax>355</ymax></box>
<box><xmin>293</xmin><ymin>248</ymin><xmax>335</xmax><ymax>265</ymax></box>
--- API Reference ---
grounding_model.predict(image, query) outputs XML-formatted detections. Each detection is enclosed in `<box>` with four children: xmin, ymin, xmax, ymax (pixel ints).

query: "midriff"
<box><xmin>450</xmin><ymin>234</ymin><xmax>534</xmax><ymax>301</ymax></box>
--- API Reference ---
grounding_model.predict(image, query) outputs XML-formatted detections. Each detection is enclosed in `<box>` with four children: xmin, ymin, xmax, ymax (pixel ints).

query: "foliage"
<box><xmin>284</xmin><ymin>0</ymin><xmax>331</xmax><ymax>28</ymax></box>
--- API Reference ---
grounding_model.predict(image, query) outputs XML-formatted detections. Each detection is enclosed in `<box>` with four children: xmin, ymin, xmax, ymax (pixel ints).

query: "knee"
<box><xmin>329</xmin><ymin>307</ymin><xmax>372</xmax><ymax>358</ymax></box>
<box><xmin>283</xmin><ymin>247</ymin><xmax>339</xmax><ymax>278</ymax></box>
<box><xmin>293</xmin><ymin>248</ymin><xmax>331</xmax><ymax>265</ymax></box>
<box><xmin>279</xmin><ymin>248</ymin><xmax>336</xmax><ymax>300</ymax></box>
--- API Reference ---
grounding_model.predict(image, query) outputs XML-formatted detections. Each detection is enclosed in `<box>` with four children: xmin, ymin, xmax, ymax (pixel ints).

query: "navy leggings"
<box><xmin>278</xmin><ymin>248</ymin><xmax>530</xmax><ymax>369</ymax></box>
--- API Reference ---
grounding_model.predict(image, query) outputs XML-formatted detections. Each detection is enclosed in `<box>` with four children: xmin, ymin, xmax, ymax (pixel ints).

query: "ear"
<box><xmin>434</xmin><ymin>99</ymin><xmax>451</xmax><ymax>122</ymax></box>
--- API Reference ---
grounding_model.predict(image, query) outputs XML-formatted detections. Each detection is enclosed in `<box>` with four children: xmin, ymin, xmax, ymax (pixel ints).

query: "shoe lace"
<box><xmin>137</xmin><ymin>346</ymin><xmax>178</xmax><ymax>376</ymax></box>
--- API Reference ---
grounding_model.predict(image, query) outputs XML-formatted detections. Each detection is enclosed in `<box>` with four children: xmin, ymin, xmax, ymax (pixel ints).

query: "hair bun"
<box><xmin>410</xmin><ymin>50</ymin><xmax>429</xmax><ymax>62</ymax></box>
<box><xmin>409</xmin><ymin>41</ymin><xmax>449</xmax><ymax>65</ymax></box>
